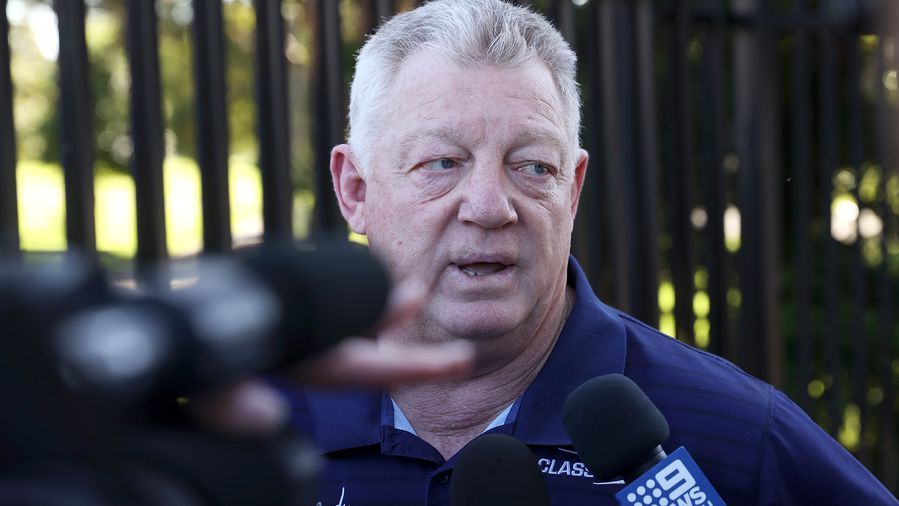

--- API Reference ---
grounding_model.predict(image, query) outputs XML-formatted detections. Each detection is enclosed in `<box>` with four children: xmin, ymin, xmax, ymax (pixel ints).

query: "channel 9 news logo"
<box><xmin>614</xmin><ymin>447</ymin><xmax>726</xmax><ymax>506</ymax></box>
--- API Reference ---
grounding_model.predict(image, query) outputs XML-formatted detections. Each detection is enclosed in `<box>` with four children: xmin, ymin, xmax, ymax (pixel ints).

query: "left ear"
<box><xmin>570</xmin><ymin>149</ymin><xmax>589</xmax><ymax>215</ymax></box>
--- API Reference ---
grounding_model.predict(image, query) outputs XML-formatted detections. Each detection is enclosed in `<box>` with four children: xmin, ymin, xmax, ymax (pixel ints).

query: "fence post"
<box><xmin>788</xmin><ymin>0</ymin><xmax>813</xmax><ymax>411</ymax></box>
<box><xmin>193</xmin><ymin>0</ymin><xmax>232</xmax><ymax>253</ymax></box>
<box><xmin>0</xmin><ymin>0</ymin><xmax>18</xmax><ymax>257</ymax></box>
<box><xmin>697</xmin><ymin>0</ymin><xmax>729</xmax><ymax>358</ymax></box>
<box><xmin>630</xmin><ymin>0</ymin><xmax>661</xmax><ymax>327</ymax></box>
<box><xmin>596</xmin><ymin>0</ymin><xmax>632</xmax><ymax>313</ymax></box>
<box><xmin>663</xmin><ymin>0</ymin><xmax>696</xmax><ymax>344</ymax></box>
<box><xmin>732</xmin><ymin>0</ymin><xmax>783</xmax><ymax>384</ymax></box>
<box><xmin>873</xmin><ymin>14</ymin><xmax>898</xmax><ymax>488</ymax></box>
<box><xmin>56</xmin><ymin>0</ymin><xmax>96</xmax><ymax>255</ymax></box>
<box><xmin>254</xmin><ymin>0</ymin><xmax>294</xmax><ymax>243</ymax></box>
<box><xmin>126</xmin><ymin>0</ymin><xmax>169</xmax><ymax>282</ymax></box>
<box><xmin>311</xmin><ymin>0</ymin><xmax>345</xmax><ymax>237</ymax></box>
<box><xmin>363</xmin><ymin>0</ymin><xmax>395</xmax><ymax>34</ymax></box>
<box><xmin>574</xmin><ymin>0</ymin><xmax>607</xmax><ymax>299</ymax></box>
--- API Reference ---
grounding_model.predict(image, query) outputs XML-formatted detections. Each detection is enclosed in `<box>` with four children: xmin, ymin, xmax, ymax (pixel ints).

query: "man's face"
<box><xmin>338</xmin><ymin>51</ymin><xmax>587</xmax><ymax>342</ymax></box>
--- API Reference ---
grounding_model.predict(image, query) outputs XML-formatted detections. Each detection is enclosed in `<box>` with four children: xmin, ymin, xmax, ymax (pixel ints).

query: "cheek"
<box><xmin>365</xmin><ymin>196</ymin><xmax>438</xmax><ymax>265</ymax></box>
<box><xmin>510</xmin><ymin>173</ymin><xmax>572</xmax><ymax>210</ymax></box>
<box><xmin>410</xmin><ymin>172</ymin><xmax>460</xmax><ymax>201</ymax></box>
<box><xmin>525</xmin><ymin>188</ymin><xmax>572</xmax><ymax>227</ymax></box>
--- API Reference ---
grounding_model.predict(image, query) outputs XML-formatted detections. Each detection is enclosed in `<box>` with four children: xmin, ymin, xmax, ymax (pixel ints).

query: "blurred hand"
<box><xmin>188</xmin><ymin>281</ymin><xmax>475</xmax><ymax>436</ymax></box>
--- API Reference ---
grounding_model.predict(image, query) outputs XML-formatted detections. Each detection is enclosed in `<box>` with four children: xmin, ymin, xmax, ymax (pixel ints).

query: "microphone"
<box><xmin>563</xmin><ymin>374</ymin><xmax>726</xmax><ymax>506</ymax></box>
<box><xmin>51</xmin><ymin>242</ymin><xmax>391</xmax><ymax>401</ymax></box>
<box><xmin>451</xmin><ymin>433</ymin><xmax>550</xmax><ymax>506</ymax></box>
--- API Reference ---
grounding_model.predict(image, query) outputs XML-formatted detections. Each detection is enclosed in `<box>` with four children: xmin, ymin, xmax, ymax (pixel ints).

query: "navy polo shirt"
<box><xmin>281</xmin><ymin>257</ymin><xmax>896</xmax><ymax>505</ymax></box>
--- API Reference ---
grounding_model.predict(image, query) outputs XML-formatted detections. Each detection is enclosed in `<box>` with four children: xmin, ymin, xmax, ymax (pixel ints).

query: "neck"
<box><xmin>389</xmin><ymin>287</ymin><xmax>574</xmax><ymax>460</ymax></box>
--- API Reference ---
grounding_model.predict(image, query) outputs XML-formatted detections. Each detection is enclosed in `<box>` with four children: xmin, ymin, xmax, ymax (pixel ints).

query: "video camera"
<box><xmin>0</xmin><ymin>243</ymin><xmax>391</xmax><ymax>506</ymax></box>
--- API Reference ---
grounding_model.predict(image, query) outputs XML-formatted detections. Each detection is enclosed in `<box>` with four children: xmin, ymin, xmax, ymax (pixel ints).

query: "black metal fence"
<box><xmin>1</xmin><ymin>0</ymin><xmax>897</xmax><ymax>493</ymax></box>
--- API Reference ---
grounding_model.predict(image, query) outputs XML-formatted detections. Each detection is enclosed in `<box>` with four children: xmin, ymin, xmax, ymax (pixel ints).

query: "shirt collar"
<box><xmin>305</xmin><ymin>389</ymin><xmax>382</xmax><ymax>452</ymax></box>
<box><xmin>509</xmin><ymin>256</ymin><xmax>627</xmax><ymax>445</ymax></box>
<box><xmin>304</xmin><ymin>256</ymin><xmax>627</xmax><ymax>452</ymax></box>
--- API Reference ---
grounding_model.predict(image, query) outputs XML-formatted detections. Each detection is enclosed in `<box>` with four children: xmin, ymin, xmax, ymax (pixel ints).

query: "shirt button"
<box><xmin>437</xmin><ymin>472</ymin><xmax>450</xmax><ymax>484</ymax></box>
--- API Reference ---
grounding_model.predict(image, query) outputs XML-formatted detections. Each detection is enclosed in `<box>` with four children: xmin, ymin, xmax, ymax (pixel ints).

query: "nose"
<box><xmin>456</xmin><ymin>162</ymin><xmax>518</xmax><ymax>229</ymax></box>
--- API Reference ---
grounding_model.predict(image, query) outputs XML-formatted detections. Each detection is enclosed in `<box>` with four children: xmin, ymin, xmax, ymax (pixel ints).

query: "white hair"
<box><xmin>347</xmin><ymin>0</ymin><xmax>581</xmax><ymax>175</ymax></box>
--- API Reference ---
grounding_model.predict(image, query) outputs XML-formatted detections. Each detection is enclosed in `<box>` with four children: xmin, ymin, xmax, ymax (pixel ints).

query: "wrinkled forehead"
<box><xmin>377</xmin><ymin>51</ymin><xmax>572</xmax><ymax>157</ymax></box>
<box><xmin>388</xmin><ymin>50</ymin><xmax>563</xmax><ymax>107</ymax></box>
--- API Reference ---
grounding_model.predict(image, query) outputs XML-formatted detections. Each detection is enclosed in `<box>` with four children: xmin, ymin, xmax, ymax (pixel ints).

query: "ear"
<box><xmin>331</xmin><ymin>144</ymin><xmax>368</xmax><ymax>234</ymax></box>
<box><xmin>570</xmin><ymin>149</ymin><xmax>589</xmax><ymax>215</ymax></box>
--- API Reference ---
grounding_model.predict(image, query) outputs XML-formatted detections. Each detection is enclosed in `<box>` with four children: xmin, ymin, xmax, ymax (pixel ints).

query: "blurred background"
<box><xmin>1</xmin><ymin>0</ymin><xmax>897</xmax><ymax>494</ymax></box>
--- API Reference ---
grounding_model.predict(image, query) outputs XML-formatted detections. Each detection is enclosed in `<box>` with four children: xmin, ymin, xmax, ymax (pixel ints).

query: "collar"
<box><xmin>304</xmin><ymin>256</ymin><xmax>628</xmax><ymax>453</ymax></box>
<box><xmin>509</xmin><ymin>256</ymin><xmax>627</xmax><ymax>445</ymax></box>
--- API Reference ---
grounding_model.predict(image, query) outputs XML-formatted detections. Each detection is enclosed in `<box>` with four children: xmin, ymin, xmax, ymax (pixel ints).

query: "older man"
<box><xmin>281</xmin><ymin>0</ymin><xmax>896</xmax><ymax>504</ymax></box>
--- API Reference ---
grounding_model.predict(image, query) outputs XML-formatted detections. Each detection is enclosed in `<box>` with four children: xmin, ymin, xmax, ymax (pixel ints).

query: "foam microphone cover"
<box><xmin>562</xmin><ymin>374</ymin><xmax>669</xmax><ymax>481</ymax></box>
<box><xmin>451</xmin><ymin>434</ymin><xmax>550</xmax><ymax>506</ymax></box>
<box><xmin>240</xmin><ymin>242</ymin><xmax>391</xmax><ymax>361</ymax></box>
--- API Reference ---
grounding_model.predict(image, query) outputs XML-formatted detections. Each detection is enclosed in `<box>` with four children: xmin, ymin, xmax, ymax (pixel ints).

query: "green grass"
<box><xmin>16</xmin><ymin>156</ymin><xmax>313</xmax><ymax>257</ymax></box>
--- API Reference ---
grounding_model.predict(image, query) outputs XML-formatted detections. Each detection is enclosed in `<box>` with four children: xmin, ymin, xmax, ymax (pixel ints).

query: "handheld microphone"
<box><xmin>563</xmin><ymin>374</ymin><xmax>726</xmax><ymax>506</ymax></box>
<box><xmin>450</xmin><ymin>433</ymin><xmax>550</xmax><ymax>506</ymax></box>
<box><xmin>50</xmin><ymin>242</ymin><xmax>392</xmax><ymax>401</ymax></box>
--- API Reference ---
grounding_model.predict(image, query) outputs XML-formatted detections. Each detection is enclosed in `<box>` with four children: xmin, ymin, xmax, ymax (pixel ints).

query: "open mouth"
<box><xmin>458</xmin><ymin>262</ymin><xmax>509</xmax><ymax>277</ymax></box>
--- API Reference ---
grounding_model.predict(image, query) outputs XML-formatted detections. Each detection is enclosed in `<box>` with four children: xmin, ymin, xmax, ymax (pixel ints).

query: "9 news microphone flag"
<box><xmin>563</xmin><ymin>374</ymin><xmax>726</xmax><ymax>506</ymax></box>
<box><xmin>614</xmin><ymin>447</ymin><xmax>724</xmax><ymax>506</ymax></box>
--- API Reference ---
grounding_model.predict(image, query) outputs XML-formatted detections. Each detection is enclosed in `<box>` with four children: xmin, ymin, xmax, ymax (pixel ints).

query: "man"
<box><xmin>281</xmin><ymin>0</ymin><xmax>897</xmax><ymax>504</ymax></box>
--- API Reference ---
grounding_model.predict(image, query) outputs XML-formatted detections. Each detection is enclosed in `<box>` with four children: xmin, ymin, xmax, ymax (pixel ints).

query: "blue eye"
<box><xmin>520</xmin><ymin>163</ymin><xmax>550</xmax><ymax>176</ymax></box>
<box><xmin>422</xmin><ymin>158</ymin><xmax>459</xmax><ymax>171</ymax></box>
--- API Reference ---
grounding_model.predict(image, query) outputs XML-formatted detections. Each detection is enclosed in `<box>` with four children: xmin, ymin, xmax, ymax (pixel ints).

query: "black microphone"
<box><xmin>451</xmin><ymin>433</ymin><xmax>550</xmax><ymax>506</ymax></box>
<box><xmin>562</xmin><ymin>374</ymin><xmax>669</xmax><ymax>482</ymax></box>
<box><xmin>563</xmin><ymin>374</ymin><xmax>726</xmax><ymax>506</ymax></box>
<box><xmin>52</xmin><ymin>242</ymin><xmax>392</xmax><ymax>401</ymax></box>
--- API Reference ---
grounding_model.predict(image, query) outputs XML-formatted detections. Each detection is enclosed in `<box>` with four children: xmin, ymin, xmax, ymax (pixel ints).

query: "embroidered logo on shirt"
<box><xmin>543</xmin><ymin>448</ymin><xmax>624</xmax><ymax>486</ymax></box>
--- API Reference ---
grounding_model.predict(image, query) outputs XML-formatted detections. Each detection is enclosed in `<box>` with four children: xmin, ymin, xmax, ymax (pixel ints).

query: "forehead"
<box><xmin>380</xmin><ymin>51</ymin><xmax>568</xmax><ymax>153</ymax></box>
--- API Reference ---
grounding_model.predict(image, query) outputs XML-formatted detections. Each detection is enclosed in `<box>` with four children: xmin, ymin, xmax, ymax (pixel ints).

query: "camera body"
<box><xmin>0</xmin><ymin>244</ymin><xmax>390</xmax><ymax>505</ymax></box>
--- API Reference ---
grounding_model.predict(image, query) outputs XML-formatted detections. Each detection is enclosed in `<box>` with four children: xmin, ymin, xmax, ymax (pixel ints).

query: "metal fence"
<box><xmin>1</xmin><ymin>0</ymin><xmax>897</xmax><ymax>493</ymax></box>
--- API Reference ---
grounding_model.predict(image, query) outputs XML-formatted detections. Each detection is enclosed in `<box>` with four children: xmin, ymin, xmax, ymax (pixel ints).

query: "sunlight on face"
<box><xmin>359</xmin><ymin>51</ymin><xmax>584</xmax><ymax>342</ymax></box>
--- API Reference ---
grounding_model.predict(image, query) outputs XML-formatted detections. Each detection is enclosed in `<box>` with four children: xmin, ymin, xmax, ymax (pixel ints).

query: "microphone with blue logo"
<box><xmin>563</xmin><ymin>374</ymin><xmax>726</xmax><ymax>506</ymax></box>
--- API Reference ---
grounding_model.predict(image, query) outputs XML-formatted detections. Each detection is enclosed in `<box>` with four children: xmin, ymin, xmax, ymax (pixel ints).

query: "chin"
<box><xmin>432</xmin><ymin>302</ymin><xmax>525</xmax><ymax>340</ymax></box>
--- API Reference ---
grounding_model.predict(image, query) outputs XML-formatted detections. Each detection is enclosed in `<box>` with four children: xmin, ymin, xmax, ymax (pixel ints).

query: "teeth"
<box><xmin>459</xmin><ymin>263</ymin><xmax>506</xmax><ymax>276</ymax></box>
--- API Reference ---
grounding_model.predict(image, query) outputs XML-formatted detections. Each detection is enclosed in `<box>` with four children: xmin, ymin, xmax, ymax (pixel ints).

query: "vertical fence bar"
<box><xmin>254</xmin><ymin>0</ymin><xmax>293</xmax><ymax>242</ymax></box>
<box><xmin>0</xmin><ymin>0</ymin><xmax>18</xmax><ymax>256</ymax></box>
<box><xmin>192</xmin><ymin>0</ymin><xmax>232</xmax><ymax>253</ymax></box>
<box><xmin>789</xmin><ymin>0</ymin><xmax>813</xmax><ymax>411</ymax></box>
<box><xmin>632</xmin><ymin>0</ymin><xmax>660</xmax><ymax>326</ymax></box>
<box><xmin>364</xmin><ymin>0</ymin><xmax>395</xmax><ymax>34</ymax></box>
<box><xmin>874</xmin><ymin>29</ymin><xmax>897</xmax><ymax>489</ymax></box>
<box><xmin>882</xmin><ymin>15</ymin><xmax>898</xmax><ymax>495</ymax></box>
<box><xmin>55</xmin><ymin>0</ymin><xmax>96</xmax><ymax>254</ymax></box>
<box><xmin>732</xmin><ymin>0</ymin><xmax>761</xmax><ymax>377</ymax></box>
<box><xmin>698</xmin><ymin>0</ymin><xmax>728</xmax><ymax>357</ymax></box>
<box><xmin>311</xmin><ymin>0</ymin><xmax>344</xmax><ymax>236</ymax></box>
<box><xmin>875</xmin><ymin>213</ymin><xmax>897</xmax><ymax>487</ymax></box>
<box><xmin>816</xmin><ymin>16</ymin><xmax>841</xmax><ymax>435</ymax></box>
<box><xmin>845</xmin><ymin>31</ymin><xmax>869</xmax><ymax>466</ymax></box>
<box><xmin>574</xmin><ymin>0</ymin><xmax>607</xmax><ymax>297</ymax></box>
<box><xmin>613</xmin><ymin>2</ymin><xmax>640</xmax><ymax>316</ymax></box>
<box><xmin>549</xmin><ymin>0</ymin><xmax>576</xmax><ymax>48</ymax></box>
<box><xmin>759</xmin><ymin>0</ymin><xmax>783</xmax><ymax>388</ymax></box>
<box><xmin>596</xmin><ymin>0</ymin><xmax>630</xmax><ymax>312</ymax></box>
<box><xmin>126</xmin><ymin>0</ymin><xmax>168</xmax><ymax>280</ymax></box>
<box><xmin>664</xmin><ymin>0</ymin><xmax>695</xmax><ymax>344</ymax></box>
